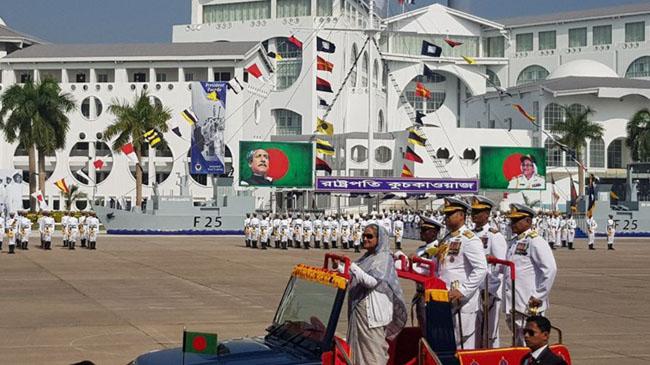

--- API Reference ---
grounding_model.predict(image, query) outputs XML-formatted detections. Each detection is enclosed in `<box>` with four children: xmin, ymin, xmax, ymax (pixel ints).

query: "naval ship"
<box><xmin>91</xmin><ymin>174</ymin><xmax>253</xmax><ymax>235</ymax></box>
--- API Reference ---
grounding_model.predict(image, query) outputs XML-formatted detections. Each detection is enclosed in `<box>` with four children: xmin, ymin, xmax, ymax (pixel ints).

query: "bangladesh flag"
<box><xmin>183</xmin><ymin>331</ymin><xmax>218</xmax><ymax>355</ymax></box>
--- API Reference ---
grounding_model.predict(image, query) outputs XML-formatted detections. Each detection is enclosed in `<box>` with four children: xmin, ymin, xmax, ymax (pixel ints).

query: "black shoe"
<box><xmin>342</xmin><ymin>242</ymin><xmax>348</xmax><ymax>249</ymax></box>
<box><xmin>608</xmin><ymin>244</ymin><xmax>615</xmax><ymax>250</ymax></box>
<box><xmin>589</xmin><ymin>245</ymin><xmax>595</xmax><ymax>250</ymax></box>
<box><xmin>568</xmin><ymin>242</ymin><xmax>575</xmax><ymax>250</ymax></box>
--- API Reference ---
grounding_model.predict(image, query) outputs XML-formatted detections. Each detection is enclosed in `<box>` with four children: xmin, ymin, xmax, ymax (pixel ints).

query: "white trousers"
<box><xmin>476</xmin><ymin>297</ymin><xmax>501</xmax><ymax>348</ymax></box>
<box><xmin>453</xmin><ymin>310</ymin><xmax>478</xmax><ymax>350</ymax></box>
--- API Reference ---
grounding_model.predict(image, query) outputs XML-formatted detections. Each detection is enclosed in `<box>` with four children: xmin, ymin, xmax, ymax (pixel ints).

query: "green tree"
<box><xmin>549</xmin><ymin>105</ymin><xmax>604</xmax><ymax>197</ymax></box>
<box><xmin>63</xmin><ymin>184</ymin><xmax>87</xmax><ymax>211</ymax></box>
<box><xmin>103</xmin><ymin>91</ymin><xmax>171</xmax><ymax>208</ymax></box>
<box><xmin>0</xmin><ymin>79</ymin><xmax>75</xmax><ymax>211</ymax></box>
<box><xmin>626</xmin><ymin>108</ymin><xmax>650</xmax><ymax>162</ymax></box>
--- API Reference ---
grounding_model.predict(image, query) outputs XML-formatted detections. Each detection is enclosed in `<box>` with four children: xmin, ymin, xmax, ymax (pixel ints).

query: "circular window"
<box><xmin>254</xmin><ymin>100</ymin><xmax>261</xmax><ymax>125</ymax></box>
<box><xmin>462</xmin><ymin>148</ymin><xmax>477</xmax><ymax>160</ymax></box>
<box><xmin>81</xmin><ymin>96</ymin><xmax>103</xmax><ymax>120</ymax></box>
<box><xmin>96</xmin><ymin>132</ymin><xmax>103</xmax><ymax>140</ymax></box>
<box><xmin>79</xmin><ymin>132</ymin><xmax>86</xmax><ymax>140</ymax></box>
<box><xmin>69</xmin><ymin>141</ymin><xmax>114</xmax><ymax>185</ymax></box>
<box><xmin>375</xmin><ymin>146</ymin><xmax>392</xmax><ymax>163</ymax></box>
<box><xmin>436</xmin><ymin>148</ymin><xmax>450</xmax><ymax>159</ymax></box>
<box><xmin>351</xmin><ymin>145</ymin><xmax>368</xmax><ymax>163</ymax></box>
<box><xmin>129</xmin><ymin>144</ymin><xmax>173</xmax><ymax>185</ymax></box>
<box><xmin>13</xmin><ymin>143</ymin><xmax>56</xmax><ymax>183</ymax></box>
<box><xmin>402</xmin><ymin>74</ymin><xmax>446</xmax><ymax>114</ymax></box>
<box><xmin>264</xmin><ymin>37</ymin><xmax>303</xmax><ymax>91</ymax></box>
<box><xmin>75</xmin><ymin>200</ymin><xmax>88</xmax><ymax>210</ymax></box>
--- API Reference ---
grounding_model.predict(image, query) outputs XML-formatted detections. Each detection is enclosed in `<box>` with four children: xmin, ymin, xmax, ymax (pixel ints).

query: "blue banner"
<box><xmin>190</xmin><ymin>81</ymin><xmax>227</xmax><ymax>175</ymax></box>
<box><xmin>315</xmin><ymin>177</ymin><xmax>479</xmax><ymax>194</ymax></box>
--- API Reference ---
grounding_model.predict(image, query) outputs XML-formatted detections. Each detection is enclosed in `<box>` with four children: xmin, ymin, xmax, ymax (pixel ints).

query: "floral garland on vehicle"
<box><xmin>292</xmin><ymin>264</ymin><xmax>347</xmax><ymax>290</ymax></box>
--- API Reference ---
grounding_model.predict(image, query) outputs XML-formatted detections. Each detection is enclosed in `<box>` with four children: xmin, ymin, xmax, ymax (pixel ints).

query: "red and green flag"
<box><xmin>183</xmin><ymin>331</ymin><xmax>218</xmax><ymax>355</ymax></box>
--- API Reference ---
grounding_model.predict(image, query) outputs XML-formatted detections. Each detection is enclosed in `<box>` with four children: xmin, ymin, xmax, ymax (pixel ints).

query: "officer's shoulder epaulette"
<box><xmin>527</xmin><ymin>231</ymin><xmax>538</xmax><ymax>238</ymax></box>
<box><xmin>489</xmin><ymin>227</ymin><xmax>499</xmax><ymax>234</ymax></box>
<box><xmin>463</xmin><ymin>230</ymin><xmax>475</xmax><ymax>239</ymax></box>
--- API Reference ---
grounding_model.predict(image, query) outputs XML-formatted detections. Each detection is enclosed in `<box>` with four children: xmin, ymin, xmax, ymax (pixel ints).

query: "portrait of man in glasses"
<box><xmin>507</xmin><ymin>154</ymin><xmax>545</xmax><ymax>190</ymax></box>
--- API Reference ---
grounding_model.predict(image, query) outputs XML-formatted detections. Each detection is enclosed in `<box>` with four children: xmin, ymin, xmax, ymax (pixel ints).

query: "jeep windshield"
<box><xmin>266</xmin><ymin>275</ymin><xmax>346</xmax><ymax>355</ymax></box>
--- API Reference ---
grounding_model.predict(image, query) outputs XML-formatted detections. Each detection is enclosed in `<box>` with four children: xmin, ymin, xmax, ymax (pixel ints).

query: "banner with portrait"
<box><xmin>190</xmin><ymin>81</ymin><xmax>227</xmax><ymax>175</ymax></box>
<box><xmin>480</xmin><ymin>146</ymin><xmax>547</xmax><ymax>190</ymax></box>
<box><xmin>239</xmin><ymin>141</ymin><xmax>313</xmax><ymax>188</ymax></box>
<box><xmin>0</xmin><ymin>169</ymin><xmax>24</xmax><ymax>213</ymax></box>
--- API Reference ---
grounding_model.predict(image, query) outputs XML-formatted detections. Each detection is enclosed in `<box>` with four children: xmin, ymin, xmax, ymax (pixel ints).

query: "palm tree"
<box><xmin>626</xmin><ymin>108</ymin><xmax>650</xmax><ymax>162</ymax></box>
<box><xmin>549</xmin><ymin>105</ymin><xmax>604</xmax><ymax>197</ymax></box>
<box><xmin>64</xmin><ymin>184</ymin><xmax>86</xmax><ymax>211</ymax></box>
<box><xmin>0</xmin><ymin>79</ymin><xmax>75</xmax><ymax>211</ymax></box>
<box><xmin>103</xmin><ymin>91</ymin><xmax>171</xmax><ymax>208</ymax></box>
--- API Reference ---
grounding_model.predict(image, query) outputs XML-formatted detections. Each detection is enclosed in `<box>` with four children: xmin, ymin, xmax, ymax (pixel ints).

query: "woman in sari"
<box><xmin>347</xmin><ymin>224</ymin><xmax>407</xmax><ymax>365</ymax></box>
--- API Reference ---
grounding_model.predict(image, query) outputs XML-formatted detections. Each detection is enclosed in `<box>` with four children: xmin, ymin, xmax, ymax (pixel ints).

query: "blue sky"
<box><xmin>1</xmin><ymin>0</ymin><xmax>645</xmax><ymax>44</ymax></box>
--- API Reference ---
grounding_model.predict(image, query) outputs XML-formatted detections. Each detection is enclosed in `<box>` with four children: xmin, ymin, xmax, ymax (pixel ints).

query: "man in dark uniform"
<box><xmin>521</xmin><ymin>316</ymin><xmax>567</xmax><ymax>365</ymax></box>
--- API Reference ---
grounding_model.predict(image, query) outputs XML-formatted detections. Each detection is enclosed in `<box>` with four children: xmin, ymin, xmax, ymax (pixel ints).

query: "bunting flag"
<box><xmin>317</xmin><ymin>56</ymin><xmax>334</xmax><ymax>72</ymax></box>
<box><xmin>401</xmin><ymin>164</ymin><xmax>413</xmax><ymax>178</ymax></box>
<box><xmin>171</xmin><ymin>126</ymin><xmax>182</xmax><ymax>138</ymax></box>
<box><xmin>31</xmin><ymin>191</ymin><xmax>49</xmax><ymax>211</ymax></box>
<box><xmin>587</xmin><ymin>174</ymin><xmax>597</xmax><ymax>216</ymax></box>
<box><xmin>246</xmin><ymin>63</ymin><xmax>263</xmax><ymax>79</ymax></box>
<box><xmin>444</xmin><ymin>38</ymin><xmax>463</xmax><ymax>47</ymax></box>
<box><xmin>181</xmin><ymin>108</ymin><xmax>198</xmax><ymax>125</ymax></box>
<box><xmin>408</xmin><ymin>128</ymin><xmax>427</xmax><ymax>146</ymax></box>
<box><xmin>316</xmin><ymin>157</ymin><xmax>332</xmax><ymax>174</ymax></box>
<box><xmin>288</xmin><ymin>35</ymin><xmax>303</xmax><ymax>49</ymax></box>
<box><xmin>551</xmin><ymin>173</ymin><xmax>560</xmax><ymax>211</ymax></box>
<box><xmin>316</xmin><ymin>37</ymin><xmax>336</xmax><ymax>53</ymax></box>
<box><xmin>404</xmin><ymin>146</ymin><xmax>423</xmax><ymax>163</ymax></box>
<box><xmin>512</xmin><ymin>104</ymin><xmax>536</xmax><ymax>122</ymax></box>
<box><xmin>421</xmin><ymin>40</ymin><xmax>442</xmax><ymax>57</ymax></box>
<box><xmin>461</xmin><ymin>55</ymin><xmax>477</xmax><ymax>65</ymax></box>
<box><xmin>316</xmin><ymin>118</ymin><xmax>334</xmax><ymax>136</ymax></box>
<box><xmin>93</xmin><ymin>158</ymin><xmax>105</xmax><ymax>170</ymax></box>
<box><xmin>316</xmin><ymin>77</ymin><xmax>333</xmax><ymax>93</ymax></box>
<box><xmin>423</xmin><ymin>64</ymin><xmax>437</xmax><ymax>79</ymax></box>
<box><xmin>267</xmin><ymin>51</ymin><xmax>283</xmax><ymax>61</ymax></box>
<box><xmin>227</xmin><ymin>77</ymin><xmax>244</xmax><ymax>95</ymax></box>
<box><xmin>415</xmin><ymin>111</ymin><xmax>426</xmax><ymax>126</ymax></box>
<box><xmin>415</xmin><ymin>82</ymin><xmax>431</xmax><ymax>99</ymax></box>
<box><xmin>318</xmin><ymin>97</ymin><xmax>330</xmax><ymax>109</ymax></box>
<box><xmin>316</xmin><ymin>138</ymin><xmax>335</xmax><ymax>155</ymax></box>
<box><xmin>54</xmin><ymin>178</ymin><xmax>70</xmax><ymax>194</ymax></box>
<box><xmin>121</xmin><ymin>142</ymin><xmax>138</xmax><ymax>163</ymax></box>
<box><xmin>76</xmin><ymin>168</ymin><xmax>93</xmax><ymax>184</ymax></box>
<box><xmin>144</xmin><ymin>129</ymin><xmax>162</xmax><ymax>147</ymax></box>
<box><xmin>569</xmin><ymin>174</ymin><xmax>578</xmax><ymax>213</ymax></box>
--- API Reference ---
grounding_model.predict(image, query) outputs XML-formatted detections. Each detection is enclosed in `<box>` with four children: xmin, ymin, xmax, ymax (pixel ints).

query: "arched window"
<box><xmin>545</xmin><ymin>138</ymin><xmax>562</xmax><ymax>167</ymax></box>
<box><xmin>607</xmin><ymin>139</ymin><xmax>623</xmax><ymax>168</ymax></box>
<box><xmin>403</xmin><ymin>74</ymin><xmax>447</xmax><ymax>114</ymax></box>
<box><xmin>485</xmin><ymin>69</ymin><xmax>501</xmax><ymax>88</ymax></box>
<box><xmin>372</xmin><ymin>60</ymin><xmax>379</xmax><ymax>89</ymax></box>
<box><xmin>274</xmin><ymin>109</ymin><xmax>302</xmax><ymax>135</ymax></box>
<box><xmin>361</xmin><ymin>51</ymin><xmax>369</xmax><ymax>87</ymax></box>
<box><xmin>436</xmin><ymin>148</ymin><xmax>450</xmax><ymax>159</ymax></box>
<box><xmin>544</xmin><ymin>103</ymin><xmax>564</xmax><ymax>131</ymax></box>
<box><xmin>382</xmin><ymin>64</ymin><xmax>387</xmax><ymax>91</ymax></box>
<box><xmin>375</xmin><ymin>146</ymin><xmax>392</xmax><ymax>163</ymax></box>
<box><xmin>568</xmin><ymin>103</ymin><xmax>586</xmax><ymax>116</ymax></box>
<box><xmin>274</xmin><ymin>37</ymin><xmax>303</xmax><ymax>90</ymax></box>
<box><xmin>625</xmin><ymin>56</ymin><xmax>650</xmax><ymax>78</ymax></box>
<box><xmin>351</xmin><ymin>145</ymin><xmax>367</xmax><ymax>162</ymax></box>
<box><xmin>590</xmin><ymin>138</ymin><xmax>605</xmax><ymax>168</ymax></box>
<box><xmin>462</xmin><ymin>148</ymin><xmax>477</xmax><ymax>160</ymax></box>
<box><xmin>516</xmin><ymin>65</ymin><xmax>549</xmax><ymax>86</ymax></box>
<box><xmin>350</xmin><ymin>44</ymin><xmax>358</xmax><ymax>87</ymax></box>
<box><xmin>376</xmin><ymin>110</ymin><xmax>385</xmax><ymax>133</ymax></box>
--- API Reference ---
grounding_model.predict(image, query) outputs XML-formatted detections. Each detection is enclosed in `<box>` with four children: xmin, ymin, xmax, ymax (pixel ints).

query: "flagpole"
<box><xmin>182</xmin><ymin>327</ymin><xmax>186</xmax><ymax>365</ymax></box>
<box><xmin>367</xmin><ymin>0</ymin><xmax>376</xmax><ymax>180</ymax></box>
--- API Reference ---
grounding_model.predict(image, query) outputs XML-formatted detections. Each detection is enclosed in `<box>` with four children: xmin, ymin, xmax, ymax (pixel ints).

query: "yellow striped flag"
<box><xmin>316</xmin><ymin>138</ymin><xmax>335</xmax><ymax>156</ymax></box>
<box><xmin>54</xmin><ymin>178</ymin><xmax>69</xmax><ymax>194</ymax></box>
<box><xmin>316</xmin><ymin>118</ymin><xmax>334</xmax><ymax>136</ymax></box>
<box><xmin>144</xmin><ymin>129</ymin><xmax>162</xmax><ymax>147</ymax></box>
<box><xmin>181</xmin><ymin>109</ymin><xmax>198</xmax><ymax>125</ymax></box>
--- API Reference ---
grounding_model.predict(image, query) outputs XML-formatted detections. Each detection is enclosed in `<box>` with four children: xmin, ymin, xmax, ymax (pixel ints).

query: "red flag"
<box><xmin>401</xmin><ymin>164</ymin><xmax>413</xmax><ymax>178</ymax></box>
<box><xmin>404</xmin><ymin>146</ymin><xmax>423</xmax><ymax>163</ymax></box>
<box><xmin>246</xmin><ymin>64</ymin><xmax>263</xmax><ymax>79</ymax></box>
<box><xmin>317</xmin><ymin>56</ymin><xmax>334</xmax><ymax>72</ymax></box>
<box><xmin>444</xmin><ymin>38</ymin><xmax>463</xmax><ymax>47</ymax></box>
<box><xmin>316</xmin><ymin>157</ymin><xmax>332</xmax><ymax>174</ymax></box>
<box><xmin>415</xmin><ymin>82</ymin><xmax>431</xmax><ymax>99</ymax></box>
<box><xmin>316</xmin><ymin>77</ymin><xmax>333</xmax><ymax>93</ymax></box>
<box><xmin>287</xmin><ymin>35</ymin><xmax>303</xmax><ymax>49</ymax></box>
<box><xmin>121</xmin><ymin>143</ymin><xmax>138</xmax><ymax>163</ymax></box>
<box><xmin>513</xmin><ymin>103</ymin><xmax>536</xmax><ymax>122</ymax></box>
<box><xmin>93</xmin><ymin>159</ymin><xmax>105</xmax><ymax>170</ymax></box>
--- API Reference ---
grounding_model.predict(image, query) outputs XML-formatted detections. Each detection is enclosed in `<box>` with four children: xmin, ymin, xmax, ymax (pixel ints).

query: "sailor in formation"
<box><xmin>259</xmin><ymin>214</ymin><xmax>270</xmax><ymax>250</ymax></box>
<box><xmin>40</xmin><ymin>211</ymin><xmax>55</xmax><ymax>250</ymax></box>
<box><xmin>586</xmin><ymin>213</ymin><xmax>597</xmax><ymax>250</ymax></box>
<box><xmin>548</xmin><ymin>213</ymin><xmax>558</xmax><ymax>250</ymax></box>
<box><xmin>6</xmin><ymin>212</ymin><xmax>17</xmax><ymax>254</ymax></box>
<box><xmin>607</xmin><ymin>214</ymin><xmax>616</xmax><ymax>251</ymax></box>
<box><xmin>244</xmin><ymin>213</ymin><xmax>251</xmax><ymax>248</ymax></box>
<box><xmin>0</xmin><ymin>212</ymin><xmax>4</xmax><ymax>251</ymax></box>
<box><xmin>62</xmin><ymin>211</ymin><xmax>71</xmax><ymax>248</ymax></box>
<box><xmin>279</xmin><ymin>214</ymin><xmax>290</xmax><ymax>250</ymax></box>
<box><xmin>470</xmin><ymin>196</ymin><xmax>507</xmax><ymax>349</ymax></box>
<box><xmin>559</xmin><ymin>214</ymin><xmax>568</xmax><ymax>248</ymax></box>
<box><xmin>18</xmin><ymin>211</ymin><xmax>31</xmax><ymax>250</ymax></box>
<box><xmin>67</xmin><ymin>213</ymin><xmax>79</xmax><ymax>250</ymax></box>
<box><xmin>87</xmin><ymin>212</ymin><xmax>100</xmax><ymax>250</ymax></box>
<box><xmin>437</xmin><ymin>197</ymin><xmax>488</xmax><ymax>350</ymax></box>
<box><xmin>313</xmin><ymin>214</ymin><xmax>323</xmax><ymax>249</ymax></box>
<box><xmin>272</xmin><ymin>214</ymin><xmax>281</xmax><ymax>249</ymax></box>
<box><xmin>292</xmin><ymin>213</ymin><xmax>303</xmax><ymax>249</ymax></box>
<box><xmin>302</xmin><ymin>215</ymin><xmax>312</xmax><ymax>249</ymax></box>
<box><xmin>504</xmin><ymin>203</ymin><xmax>558</xmax><ymax>346</ymax></box>
<box><xmin>393</xmin><ymin>215</ymin><xmax>404</xmax><ymax>250</ymax></box>
<box><xmin>330</xmin><ymin>216</ymin><xmax>339</xmax><ymax>249</ymax></box>
<box><xmin>566</xmin><ymin>214</ymin><xmax>577</xmax><ymax>250</ymax></box>
<box><xmin>250</xmin><ymin>213</ymin><xmax>260</xmax><ymax>249</ymax></box>
<box><xmin>339</xmin><ymin>215</ymin><xmax>350</xmax><ymax>249</ymax></box>
<box><xmin>79</xmin><ymin>212</ymin><xmax>88</xmax><ymax>248</ymax></box>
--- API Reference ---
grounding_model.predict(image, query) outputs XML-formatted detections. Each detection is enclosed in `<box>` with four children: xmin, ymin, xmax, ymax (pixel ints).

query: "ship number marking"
<box><xmin>613</xmin><ymin>219</ymin><xmax>638</xmax><ymax>231</ymax></box>
<box><xmin>193</xmin><ymin>216</ymin><xmax>223</xmax><ymax>228</ymax></box>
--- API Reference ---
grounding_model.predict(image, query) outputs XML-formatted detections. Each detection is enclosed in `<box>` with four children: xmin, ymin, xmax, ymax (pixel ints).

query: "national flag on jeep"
<box><xmin>317</xmin><ymin>56</ymin><xmax>334</xmax><ymax>72</ymax></box>
<box><xmin>316</xmin><ymin>77</ymin><xmax>333</xmax><ymax>93</ymax></box>
<box><xmin>401</xmin><ymin>164</ymin><xmax>413</xmax><ymax>178</ymax></box>
<box><xmin>408</xmin><ymin>128</ymin><xmax>427</xmax><ymax>146</ymax></box>
<box><xmin>316</xmin><ymin>37</ymin><xmax>336</xmax><ymax>53</ymax></box>
<box><xmin>316</xmin><ymin>157</ymin><xmax>332</xmax><ymax>174</ymax></box>
<box><xmin>405</xmin><ymin>146</ymin><xmax>423</xmax><ymax>163</ymax></box>
<box><xmin>415</xmin><ymin>82</ymin><xmax>431</xmax><ymax>99</ymax></box>
<box><xmin>288</xmin><ymin>35</ymin><xmax>303</xmax><ymax>49</ymax></box>
<box><xmin>183</xmin><ymin>331</ymin><xmax>218</xmax><ymax>355</ymax></box>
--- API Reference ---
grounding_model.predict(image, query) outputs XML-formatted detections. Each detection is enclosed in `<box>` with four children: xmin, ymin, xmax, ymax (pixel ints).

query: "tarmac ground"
<box><xmin>0</xmin><ymin>235</ymin><xmax>648</xmax><ymax>364</ymax></box>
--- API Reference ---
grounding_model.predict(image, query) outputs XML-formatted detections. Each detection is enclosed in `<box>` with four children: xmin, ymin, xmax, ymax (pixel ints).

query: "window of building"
<box><xmin>349</xmin><ymin>168</ymin><xmax>369</xmax><ymax>177</ymax></box>
<box><xmin>516</xmin><ymin>33</ymin><xmax>533</xmax><ymax>52</ymax></box>
<box><xmin>372</xmin><ymin>60</ymin><xmax>378</xmax><ymax>89</ymax></box>
<box><xmin>133</xmin><ymin>72</ymin><xmax>147</xmax><ymax>82</ymax></box>
<box><xmin>97</xmin><ymin>74</ymin><xmax>109</xmax><ymax>83</ymax></box>
<box><xmin>203</xmin><ymin>1</ymin><xmax>270</xmax><ymax>22</ymax></box>
<box><xmin>277</xmin><ymin>0</ymin><xmax>311</xmax><ymax>17</ymax></box>
<box><xmin>608</xmin><ymin>139</ymin><xmax>623</xmax><ymax>168</ymax></box>
<box><xmin>19</xmin><ymin>73</ymin><xmax>32</xmax><ymax>83</ymax></box>
<box><xmin>488</xmin><ymin>120</ymin><xmax>495</xmax><ymax>129</ymax></box>
<box><xmin>351</xmin><ymin>145</ymin><xmax>368</xmax><ymax>163</ymax></box>
<box><xmin>404</xmin><ymin>74</ymin><xmax>446</xmax><ymax>114</ymax></box>
<box><xmin>626</xmin><ymin>56</ymin><xmax>650</xmax><ymax>78</ymax></box>
<box><xmin>14</xmin><ymin>143</ymin><xmax>57</xmax><ymax>183</ymax></box>
<box><xmin>516</xmin><ymin>65</ymin><xmax>549</xmax><ymax>86</ymax></box>
<box><xmin>376</xmin><ymin>110</ymin><xmax>385</xmax><ymax>133</ymax></box>
<box><xmin>375</xmin><ymin>146</ymin><xmax>391</xmax><ymax>163</ymax></box>
<box><xmin>436</xmin><ymin>148</ymin><xmax>450</xmax><ymax>159</ymax></box>
<box><xmin>593</xmin><ymin>25</ymin><xmax>612</xmax><ymax>45</ymax></box>
<box><xmin>274</xmin><ymin>109</ymin><xmax>302</xmax><ymax>135</ymax></box>
<box><xmin>156</xmin><ymin>73</ymin><xmax>167</xmax><ymax>82</ymax></box>
<box><xmin>76</xmin><ymin>73</ymin><xmax>87</xmax><ymax>83</ymax></box>
<box><xmin>69</xmin><ymin>142</ymin><xmax>113</xmax><ymax>185</ymax></box>
<box><xmin>372</xmin><ymin>169</ymin><xmax>393</xmax><ymax>177</ymax></box>
<box><xmin>214</xmin><ymin>71</ymin><xmax>232</xmax><ymax>82</ymax></box>
<box><xmin>590</xmin><ymin>138</ymin><xmax>605</xmax><ymax>168</ymax></box>
<box><xmin>81</xmin><ymin>96</ymin><xmax>103</xmax><ymax>121</ymax></box>
<box><xmin>625</xmin><ymin>21</ymin><xmax>645</xmax><ymax>42</ymax></box>
<box><xmin>316</xmin><ymin>0</ymin><xmax>333</xmax><ymax>16</ymax></box>
<box><xmin>462</xmin><ymin>148</ymin><xmax>476</xmax><ymax>160</ymax></box>
<box><xmin>485</xmin><ymin>69</ymin><xmax>501</xmax><ymax>88</ymax></box>
<box><xmin>361</xmin><ymin>52</ymin><xmax>369</xmax><ymax>87</ymax></box>
<box><xmin>545</xmin><ymin>139</ymin><xmax>562</xmax><ymax>167</ymax></box>
<box><xmin>569</xmin><ymin>27</ymin><xmax>587</xmax><ymax>47</ymax></box>
<box><xmin>538</xmin><ymin>31</ymin><xmax>556</xmax><ymax>50</ymax></box>
<box><xmin>543</xmin><ymin>103</ymin><xmax>564</xmax><ymax>131</ymax></box>
<box><xmin>485</xmin><ymin>36</ymin><xmax>505</xmax><ymax>57</ymax></box>
<box><xmin>386</xmin><ymin>34</ymin><xmax>479</xmax><ymax>58</ymax></box>
<box><xmin>350</xmin><ymin>44</ymin><xmax>358</xmax><ymax>87</ymax></box>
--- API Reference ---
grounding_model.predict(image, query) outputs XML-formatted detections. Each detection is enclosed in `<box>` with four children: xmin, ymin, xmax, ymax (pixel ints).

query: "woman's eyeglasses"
<box><xmin>362</xmin><ymin>234</ymin><xmax>374</xmax><ymax>239</ymax></box>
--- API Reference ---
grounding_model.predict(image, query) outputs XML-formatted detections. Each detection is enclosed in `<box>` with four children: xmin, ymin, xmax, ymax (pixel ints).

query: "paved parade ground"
<box><xmin>0</xmin><ymin>236</ymin><xmax>649</xmax><ymax>364</ymax></box>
